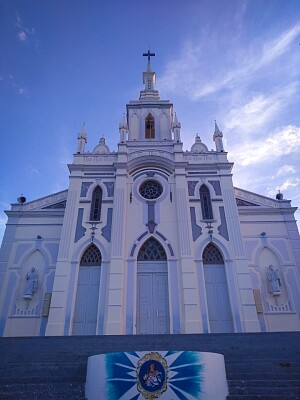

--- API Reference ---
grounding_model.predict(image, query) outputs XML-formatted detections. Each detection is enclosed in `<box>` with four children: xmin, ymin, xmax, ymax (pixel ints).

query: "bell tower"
<box><xmin>126</xmin><ymin>51</ymin><xmax>173</xmax><ymax>142</ymax></box>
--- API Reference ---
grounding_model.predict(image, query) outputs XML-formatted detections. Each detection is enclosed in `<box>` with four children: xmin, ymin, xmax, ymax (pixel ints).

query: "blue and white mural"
<box><xmin>85</xmin><ymin>350</ymin><xmax>228</xmax><ymax>400</ymax></box>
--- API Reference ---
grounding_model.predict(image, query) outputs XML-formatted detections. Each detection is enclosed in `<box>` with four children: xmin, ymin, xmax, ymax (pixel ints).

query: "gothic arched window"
<box><xmin>203</xmin><ymin>243</ymin><xmax>223</xmax><ymax>264</ymax></box>
<box><xmin>80</xmin><ymin>244</ymin><xmax>102</xmax><ymax>266</ymax></box>
<box><xmin>145</xmin><ymin>113</ymin><xmax>155</xmax><ymax>139</ymax></box>
<box><xmin>200</xmin><ymin>185</ymin><xmax>213</xmax><ymax>220</ymax></box>
<box><xmin>90</xmin><ymin>186</ymin><xmax>102</xmax><ymax>221</ymax></box>
<box><xmin>138</xmin><ymin>238</ymin><xmax>167</xmax><ymax>261</ymax></box>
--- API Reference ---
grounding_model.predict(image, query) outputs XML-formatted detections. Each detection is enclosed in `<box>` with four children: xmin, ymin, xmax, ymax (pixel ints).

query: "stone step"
<box><xmin>228</xmin><ymin>386</ymin><xmax>300</xmax><ymax>396</ymax></box>
<box><xmin>227</xmin><ymin>396</ymin><xmax>300</xmax><ymax>400</ymax></box>
<box><xmin>225</xmin><ymin>361</ymin><xmax>300</xmax><ymax>373</ymax></box>
<box><xmin>0</xmin><ymin>362</ymin><xmax>86</xmax><ymax>381</ymax></box>
<box><xmin>228</xmin><ymin>379</ymin><xmax>300</xmax><ymax>388</ymax></box>
<box><xmin>0</xmin><ymin>332</ymin><xmax>299</xmax><ymax>399</ymax></box>
<box><xmin>0</xmin><ymin>383</ymin><xmax>85</xmax><ymax>400</ymax></box>
<box><xmin>226</xmin><ymin>372</ymin><xmax>300</xmax><ymax>381</ymax></box>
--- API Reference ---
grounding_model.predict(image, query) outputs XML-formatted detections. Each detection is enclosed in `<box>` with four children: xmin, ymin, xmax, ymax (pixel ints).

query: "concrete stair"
<box><xmin>0</xmin><ymin>332</ymin><xmax>299</xmax><ymax>399</ymax></box>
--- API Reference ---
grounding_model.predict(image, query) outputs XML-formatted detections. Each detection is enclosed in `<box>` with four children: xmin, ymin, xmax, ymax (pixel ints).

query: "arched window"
<box><xmin>203</xmin><ymin>243</ymin><xmax>223</xmax><ymax>264</ymax></box>
<box><xmin>80</xmin><ymin>244</ymin><xmax>102</xmax><ymax>266</ymax></box>
<box><xmin>90</xmin><ymin>186</ymin><xmax>102</xmax><ymax>221</ymax></box>
<box><xmin>145</xmin><ymin>113</ymin><xmax>155</xmax><ymax>139</ymax></box>
<box><xmin>138</xmin><ymin>237</ymin><xmax>167</xmax><ymax>261</ymax></box>
<box><xmin>200</xmin><ymin>185</ymin><xmax>213</xmax><ymax>220</ymax></box>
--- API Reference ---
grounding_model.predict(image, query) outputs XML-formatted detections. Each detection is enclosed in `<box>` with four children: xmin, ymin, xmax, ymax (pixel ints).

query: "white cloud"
<box><xmin>277</xmin><ymin>178</ymin><xmax>300</xmax><ymax>192</ymax></box>
<box><xmin>18</xmin><ymin>31</ymin><xmax>27</xmax><ymax>42</ymax></box>
<box><xmin>18</xmin><ymin>87</ymin><xmax>27</xmax><ymax>95</ymax></box>
<box><xmin>15</xmin><ymin>12</ymin><xmax>36</xmax><ymax>44</ymax></box>
<box><xmin>27</xmin><ymin>166</ymin><xmax>40</xmax><ymax>175</ymax></box>
<box><xmin>225</xmin><ymin>83</ymin><xmax>298</xmax><ymax>133</ymax></box>
<box><xmin>4</xmin><ymin>74</ymin><xmax>28</xmax><ymax>96</ymax></box>
<box><xmin>273</xmin><ymin>165</ymin><xmax>296</xmax><ymax>178</ymax></box>
<box><xmin>259</xmin><ymin>24</ymin><xmax>300</xmax><ymax>66</ymax></box>
<box><xmin>229</xmin><ymin>125</ymin><xmax>300</xmax><ymax>166</ymax></box>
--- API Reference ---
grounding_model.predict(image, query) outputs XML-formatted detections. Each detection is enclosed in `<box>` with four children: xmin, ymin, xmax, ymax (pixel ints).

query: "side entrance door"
<box><xmin>204</xmin><ymin>263</ymin><xmax>234</xmax><ymax>333</ymax></box>
<box><xmin>73</xmin><ymin>265</ymin><xmax>101</xmax><ymax>335</ymax></box>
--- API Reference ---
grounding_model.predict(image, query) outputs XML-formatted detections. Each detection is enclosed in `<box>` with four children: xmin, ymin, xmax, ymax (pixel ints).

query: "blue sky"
<box><xmin>0</xmin><ymin>0</ymin><xmax>300</xmax><ymax>243</ymax></box>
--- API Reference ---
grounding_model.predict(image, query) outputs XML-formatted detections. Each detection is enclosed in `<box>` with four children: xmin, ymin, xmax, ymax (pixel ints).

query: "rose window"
<box><xmin>139</xmin><ymin>180</ymin><xmax>163</xmax><ymax>200</ymax></box>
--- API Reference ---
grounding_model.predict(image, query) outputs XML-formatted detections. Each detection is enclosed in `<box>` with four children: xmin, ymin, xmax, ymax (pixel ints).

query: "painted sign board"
<box><xmin>85</xmin><ymin>350</ymin><xmax>228</xmax><ymax>400</ymax></box>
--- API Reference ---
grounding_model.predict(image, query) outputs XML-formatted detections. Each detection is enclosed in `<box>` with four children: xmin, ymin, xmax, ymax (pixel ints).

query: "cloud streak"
<box><xmin>160</xmin><ymin>23</ymin><xmax>300</xmax><ymax>100</ymax></box>
<box><xmin>225</xmin><ymin>83</ymin><xmax>298</xmax><ymax>133</ymax></box>
<box><xmin>15</xmin><ymin>12</ymin><xmax>37</xmax><ymax>46</ymax></box>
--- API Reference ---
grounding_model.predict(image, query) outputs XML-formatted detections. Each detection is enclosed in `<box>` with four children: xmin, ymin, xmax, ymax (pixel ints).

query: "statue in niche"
<box><xmin>23</xmin><ymin>267</ymin><xmax>38</xmax><ymax>300</ymax></box>
<box><xmin>267</xmin><ymin>265</ymin><xmax>281</xmax><ymax>296</ymax></box>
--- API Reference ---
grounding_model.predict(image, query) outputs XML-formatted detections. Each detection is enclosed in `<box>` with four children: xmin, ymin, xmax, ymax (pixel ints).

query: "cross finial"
<box><xmin>143</xmin><ymin>48</ymin><xmax>155</xmax><ymax>62</ymax></box>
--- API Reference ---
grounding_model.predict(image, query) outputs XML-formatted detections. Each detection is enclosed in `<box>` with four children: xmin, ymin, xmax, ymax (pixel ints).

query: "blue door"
<box><xmin>204</xmin><ymin>263</ymin><xmax>234</xmax><ymax>333</ymax></box>
<box><xmin>137</xmin><ymin>262</ymin><xmax>169</xmax><ymax>334</ymax></box>
<box><xmin>73</xmin><ymin>266</ymin><xmax>101</xmax><ymax>335</ymax></box>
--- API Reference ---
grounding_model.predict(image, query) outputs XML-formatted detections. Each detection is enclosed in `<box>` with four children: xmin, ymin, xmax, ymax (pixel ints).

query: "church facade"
<box><xmin>1</xmin><ymin>56</ymin><xmax>300</xmax><ymax>337</ymax></box>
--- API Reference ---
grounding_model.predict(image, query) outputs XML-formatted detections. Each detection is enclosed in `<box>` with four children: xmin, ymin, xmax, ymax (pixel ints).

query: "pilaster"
<box><xmin>174</xmin><ymin>170</ymin><xmax>202</xmax><ymax>333</ymax></box>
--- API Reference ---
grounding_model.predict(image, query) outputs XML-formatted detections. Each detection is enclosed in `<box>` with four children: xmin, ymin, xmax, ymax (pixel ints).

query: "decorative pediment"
<box><xmin>42</xmin><ymin>201</ymin><xmax>67</xmax><ymax>209</ymax></box>
<box><xmin>234</xmin><ymin>187</ymin><xmax>291</xmax><ymax>209</ymax></box>
<box><xmin>11</xmin><ymin>190</ymin><xmax>68</xmax><ymax>212</ymax></box>
<box><xmin>236</xmin><ymin>198</ymin><xmax>259</xmax><ymax>207</ymax></box>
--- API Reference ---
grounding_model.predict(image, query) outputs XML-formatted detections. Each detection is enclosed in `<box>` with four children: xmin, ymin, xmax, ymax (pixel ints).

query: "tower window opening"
<box><xmin>90</xmin><ymin>186</ymin><xmax>102</xmax><ymax>221</ymax></box>
<box><xmin>145</xmin><ymin>113</ymin><xmax>155</xmax><ymax>139</ymax></box>
<box><xmin>200</xmin><ymin>185</ymin><xmax>213</xmax><ymax>220</ymax></box>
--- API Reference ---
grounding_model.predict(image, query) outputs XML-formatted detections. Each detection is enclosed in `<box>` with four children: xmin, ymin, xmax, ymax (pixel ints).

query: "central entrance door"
<box><xmin>137</xmin><ymin>238</ymin><xmax>169</xmax><ymax>334</ymax></box>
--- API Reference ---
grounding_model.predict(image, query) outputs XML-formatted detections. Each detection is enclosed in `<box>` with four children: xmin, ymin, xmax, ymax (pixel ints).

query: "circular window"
<box><xmin>139</xmin><ymin>180</ymin><xmax>163</xmax><ymax>200</ymax></box>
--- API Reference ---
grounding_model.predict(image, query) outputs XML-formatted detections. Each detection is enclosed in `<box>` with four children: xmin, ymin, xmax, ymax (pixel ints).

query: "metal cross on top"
<box><xmin>143</xmin><ymin>49</ymin><xmax>155</xmax><ymax>61</ymax></box>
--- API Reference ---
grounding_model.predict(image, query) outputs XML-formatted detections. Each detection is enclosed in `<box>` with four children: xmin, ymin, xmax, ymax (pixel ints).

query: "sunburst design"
<box><xmin>105</xmin><ymin>351</ymin><xmax>203</xmax><ymax>399</ymax></box>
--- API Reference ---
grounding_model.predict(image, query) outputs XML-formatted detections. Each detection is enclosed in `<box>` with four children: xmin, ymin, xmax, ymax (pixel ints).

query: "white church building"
<box><xmin>1</xmin><ymin>53</ymin><xmax>300</xmax><ymax>337</ymax></box>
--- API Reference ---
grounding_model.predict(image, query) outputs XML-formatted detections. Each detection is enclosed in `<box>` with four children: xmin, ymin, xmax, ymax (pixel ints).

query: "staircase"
<box><xmin>0</xmin><ymin>332</ymin><xmax>299</xmax><ymax>399</ymax></box>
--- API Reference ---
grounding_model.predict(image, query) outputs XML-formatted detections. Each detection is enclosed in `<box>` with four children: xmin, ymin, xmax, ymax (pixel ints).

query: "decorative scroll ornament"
<box><xmin>137</xmin><ymin>352</ymin><xmax>168</xmax><ymax>399</ymax></box>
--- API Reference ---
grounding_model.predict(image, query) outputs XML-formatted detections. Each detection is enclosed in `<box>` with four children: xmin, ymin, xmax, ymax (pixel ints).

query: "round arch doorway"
<box><xmin>136</xmin><ymin>237</ymin><xmax>170</xmax><ymax>334</ymax></box>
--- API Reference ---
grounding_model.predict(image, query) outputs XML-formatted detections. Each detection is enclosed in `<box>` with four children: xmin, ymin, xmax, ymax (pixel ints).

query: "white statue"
<box><xmin>23</xmin><ymin>267</ymin><xmax>38</xmax><ymax>299</ymax></box>
<box><xmin>267</xmin><ymin>265</ymin><xmax>281</xmax><ymax>295</ymax></box>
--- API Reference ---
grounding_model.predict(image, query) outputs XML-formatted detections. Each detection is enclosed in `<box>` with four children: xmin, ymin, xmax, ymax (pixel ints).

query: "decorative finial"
<box><xmin>213</xmin><ymin>121</ymin><xmax>224</xmax><ymax>152</ymax></box>
<box><xmin>276</xmin><ymin>190</ymin><xmax>283</xmax><ymax>201</ymax></box>
<box><xmin>17</xmin><ymin>194</ymin><xmax>26</xmax><ymax>204</ymax></box>
<box><xmin>143</xmin><ymin>48</ymin><xmax>155</xmax><ymax>62</ymax></box>
<box><xmin>143</xmin><ymin>48</ymin><xmax>155</xmax><ymax>72</ymax></box>
<box><xmin>77</xmin><ymin>123</ymin><xmax>87</xmax><ymax>154</ymax></box>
